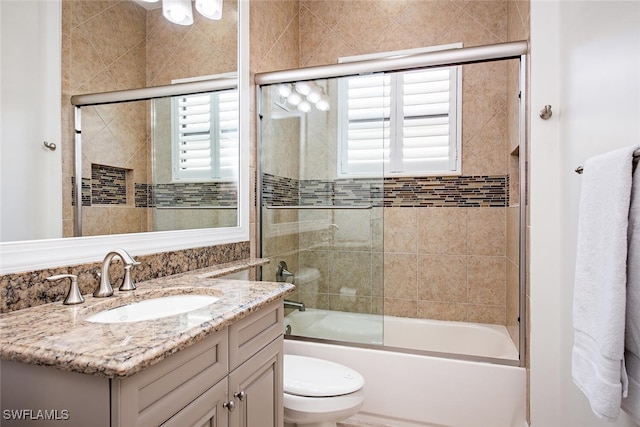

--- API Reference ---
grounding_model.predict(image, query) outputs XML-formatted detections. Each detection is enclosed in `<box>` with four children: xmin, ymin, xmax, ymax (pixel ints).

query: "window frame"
<box><xmin>337</xmin><ymin>44</ymin><xmax>463</xmax><ymax>178</ymax></box>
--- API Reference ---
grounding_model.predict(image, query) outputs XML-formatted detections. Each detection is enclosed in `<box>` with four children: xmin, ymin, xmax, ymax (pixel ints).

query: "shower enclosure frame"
<box><xmin>256</xmin><ymin>40</ymin><xmax>529</xmax><ymax>368</ymax></box>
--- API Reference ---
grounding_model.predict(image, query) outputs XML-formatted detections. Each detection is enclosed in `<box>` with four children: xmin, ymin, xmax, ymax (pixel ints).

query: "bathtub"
<box><xmin>284</xmin><ymin>308</ymin><xmax>519</xmax><ymax>360</ymax></box>
<box><xmin>284</xmin><ymin>309</ymin><xmax>526</xmax><ymax>427</ymax></box>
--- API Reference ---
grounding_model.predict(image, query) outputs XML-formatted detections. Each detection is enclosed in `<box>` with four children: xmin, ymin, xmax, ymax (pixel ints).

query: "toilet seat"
<box><xmin>284</xmin><ymin>355</ymin><xmax>365</xmax><ymax>397</ymax></box>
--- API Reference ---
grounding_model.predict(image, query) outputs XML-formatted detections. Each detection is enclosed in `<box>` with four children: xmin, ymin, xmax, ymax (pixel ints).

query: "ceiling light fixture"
<box><xmin>277</xmin><ymin>82</ymin><xmax>330</xmax><ymax>113</ymax></box>
<box><xmin>145</xmin><ymin>0</ymin><xmax>223</xmax><ymax>25</ymax></box>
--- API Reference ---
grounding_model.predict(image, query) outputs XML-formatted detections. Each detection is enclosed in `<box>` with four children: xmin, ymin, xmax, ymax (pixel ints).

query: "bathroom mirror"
<box><xmin>0</xmin><ymin>0</ymin><xmax>249</xmax><ymax>273</ymax></box>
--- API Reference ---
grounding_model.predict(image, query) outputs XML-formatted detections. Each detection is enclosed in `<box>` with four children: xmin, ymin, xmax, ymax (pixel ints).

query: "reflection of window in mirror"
<box><xmin>171</xmin><ymin>74</ymin><xmax>239</xmax><ymax>182</ymax></box>
<box><xmin>337</xmin><ymin>44</ymin><xmax>462</xmax><ymax>177</ymax></box>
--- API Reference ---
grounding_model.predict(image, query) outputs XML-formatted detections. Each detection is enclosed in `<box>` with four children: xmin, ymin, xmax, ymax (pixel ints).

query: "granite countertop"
<box><xmin>0</xmin><ymin>259</ymin><xmax>294</xmax><ymax>379</ymax></box>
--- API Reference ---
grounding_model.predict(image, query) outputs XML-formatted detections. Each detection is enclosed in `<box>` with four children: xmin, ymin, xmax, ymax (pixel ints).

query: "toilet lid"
<box><xmin>284</xmin><ymin>355</ymin><xmax>365</xmax><ymax>397</ymax></box>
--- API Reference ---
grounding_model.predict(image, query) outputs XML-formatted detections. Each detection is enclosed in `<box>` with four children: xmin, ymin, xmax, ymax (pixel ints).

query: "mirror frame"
<box><xmin>0</xmin><ymin>0</ymin><xmax>249</xmax><ymax>275</ymax></box>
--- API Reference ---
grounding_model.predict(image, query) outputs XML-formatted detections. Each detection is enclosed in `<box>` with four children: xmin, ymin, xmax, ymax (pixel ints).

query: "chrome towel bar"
<box><xmin>575</xmin><ymin>149</ymin><xmax>640</xmax><ymax>174</ymax></box>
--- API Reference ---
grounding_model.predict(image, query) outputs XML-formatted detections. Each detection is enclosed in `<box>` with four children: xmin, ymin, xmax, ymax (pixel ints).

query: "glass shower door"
<box><xmin>259</xmin><ymin>76</ymin><xmax>385</xmax><ymax>346</ymax></box>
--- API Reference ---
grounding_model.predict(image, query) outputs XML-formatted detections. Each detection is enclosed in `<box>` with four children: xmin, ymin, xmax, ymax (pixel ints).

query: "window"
<box><xmin>338</xmin><ymin>45</ymin><xmax>462</xmax><ymax>176</ymax></box>
<box><xmin>171</xmin><ymin>82</ymin><xmax>238</xmax><ymax>181</ymax></box>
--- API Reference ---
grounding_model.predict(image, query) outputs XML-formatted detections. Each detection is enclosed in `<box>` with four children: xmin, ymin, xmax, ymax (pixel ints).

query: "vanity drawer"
<box><xmin>112</xmin><ymin>328</ymin><xmax>228</xmax><ymax>427</ymax></box>
<box><xmin>229</xmin><ymin>299</ymin><xmax>283</xmax><ymax>370</ymax></box>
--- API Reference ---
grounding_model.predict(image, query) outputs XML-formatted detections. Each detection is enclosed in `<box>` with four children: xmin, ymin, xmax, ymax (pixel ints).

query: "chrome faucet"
<box><xmin>276</xmin><ymin>261</ymin><xmax>295</xmax><ymax>283</ymax></box>
<box><xmin>94</xmin><ymin>248</ymin><xmax>140</xmax><ymax>297</ymax></box>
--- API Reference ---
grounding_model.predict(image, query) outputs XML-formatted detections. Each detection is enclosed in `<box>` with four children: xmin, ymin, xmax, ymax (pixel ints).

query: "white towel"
<box><xmin>622</xmin><ymin>155</ymin><xmax>640</xmax><ymax>423</ymax></box>
<box><xmin>572</xmin><ymin>145</ymin><xmax>639</xmax><ymax>421</ymax></box>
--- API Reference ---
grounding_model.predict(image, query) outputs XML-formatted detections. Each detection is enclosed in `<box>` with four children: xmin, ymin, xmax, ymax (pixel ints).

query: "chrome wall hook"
<box><xmin>43</xmin><ymin>140</ymin><xmax>57</xmax><ymax>151</ymax></box>
<box><xmin>539</xmin><ymin>105</ymin><xmax>552</xmax><ymax>120</ymax></box>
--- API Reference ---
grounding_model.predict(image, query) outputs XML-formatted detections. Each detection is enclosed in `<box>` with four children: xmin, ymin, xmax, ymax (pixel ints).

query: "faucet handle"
<box><xmin>119</xmin><ymin>263</ymin><xmax>137</xmax><ymax>292</ymax></box>
<box><xmin>47</xmin><ymin>274</ymin><xmax>85</xmax><ymax>305</ymax></box>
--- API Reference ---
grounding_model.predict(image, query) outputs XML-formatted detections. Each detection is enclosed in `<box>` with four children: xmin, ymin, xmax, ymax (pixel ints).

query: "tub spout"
<box><xmin>284</xmin><ymin>300</ymin><xmax>305</xmax><ymax>311</ymax></box>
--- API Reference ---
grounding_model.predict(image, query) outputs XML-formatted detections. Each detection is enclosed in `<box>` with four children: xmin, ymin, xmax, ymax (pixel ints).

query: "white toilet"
<box><xmin>283</xmin><ymin>355</ymin><xmax>365</xmax><ymax>427</ymax></box>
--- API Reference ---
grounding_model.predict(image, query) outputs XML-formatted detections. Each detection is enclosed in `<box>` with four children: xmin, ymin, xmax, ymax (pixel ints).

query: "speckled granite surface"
<box><xmin>0</xmin><ymin>242</ymin><xmax>250</xmax><ymax>313</ymax></box>
<box><xmin>0</xmin><ymin>259</ymin><xmax>294</xmax><ymax>379</ymax></box>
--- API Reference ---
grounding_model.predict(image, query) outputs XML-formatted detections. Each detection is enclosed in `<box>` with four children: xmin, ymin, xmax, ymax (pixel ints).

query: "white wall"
<box><xmin>0</xmin><ymin>1</ymin><xmax>62</xmax><ymax>242</ymax></box>
<box><xmin>530</xmin><ymin>1</ymin><xmax>640</xmax><ymax>426</ymax></box>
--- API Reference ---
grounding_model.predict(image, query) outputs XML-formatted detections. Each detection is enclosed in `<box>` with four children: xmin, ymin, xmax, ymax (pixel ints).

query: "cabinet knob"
<box><xmin>223</xmin><ymin>400</ymin><xmax>236</xmax><ymax>412</ymax></box>
<box><xmin>234</xmin><ymin>391</ymin><xmax>246</xmax><ymax>401</ymax></box>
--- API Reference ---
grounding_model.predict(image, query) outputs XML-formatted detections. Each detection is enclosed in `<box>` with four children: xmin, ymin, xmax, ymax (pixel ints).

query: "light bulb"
<box><xmin>316</xmin><ymin>95</ymin><xmax>330</xmax><ymax>111</ymax></box>
<box><xmin>277</xmin><ymin>84</ymin><xmax>292</xmax><ymax>98</ymax></box>
<box><xmin>287</xmin><ymin>92</ymin><xmax>302</xmax><ymax>106</ymax></box>
<box><xmin>295</xmin><ymin>81</ymin><xmax>312</xmax><ymax>96</ymax></box>
<box><xmin>306</xmin><ymin>89</ymin><xmax>321</xmax><ymax>104</ymax></box>
<box><xmin>170</xmin><ymin>8</ymin><xmax>186</xmax><ymax>21</ymax></box>
<box><xmin>163</xmin><ymin>0</ymin><xmax>193</xmax><ymax>25</ymax></box>
<box><xmin>297</xmin><ymin>101</ymin><xmax>311</xmax><ymax>113</ymax></box>
<box><xmin>196</xmin><ymin>0</ymin><xmax>223</xmax><ymax>20</ymax></box>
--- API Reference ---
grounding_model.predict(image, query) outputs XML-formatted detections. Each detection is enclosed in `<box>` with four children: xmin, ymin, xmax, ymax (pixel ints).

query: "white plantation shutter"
<box><xmin>398</xmin><ymin>68</ymin><xmax>459</xmax><ymax>173</ymax></box>
<box><xmin>172</xmin><ymin>88</ymin><xmax>238</xmax><ymax>181</ymax></box>
<box><xmin>339</xmin><ymin>45</ymin><xmax>461</xmax><ymax>176</ymax></box>
<box><xmin>217</xmin><ymin>90</ymin><xmax>239</xmax><ymax>178</ymax></box>
<box><xmin>341</xmin><ymin>74</ymin><xmax>390</xmax><ymax>175</ymax></box>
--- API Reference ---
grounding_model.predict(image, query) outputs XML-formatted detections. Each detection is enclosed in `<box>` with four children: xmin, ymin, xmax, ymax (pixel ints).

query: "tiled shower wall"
<box><xmin>252</xmin><ymin>0</ymin><xmax>522</xmax><ymax>326</ymax></box>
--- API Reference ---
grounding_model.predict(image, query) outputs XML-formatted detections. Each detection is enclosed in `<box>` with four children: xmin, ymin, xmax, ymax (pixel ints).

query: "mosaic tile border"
<box><xmin>151</xmin><ymin>182</ymin><xmax>237</xmax><ymax>208</ymax></box>
<box><xmin>262</xmin><ymin>173</ymin><xmax>508</xmax><ymax>208</ymax></box>
<box><xmin>383</xmin><ymin>175</ymin><xmax>508</xmax><ymax>207</ymax></box>
<box><xmin>73</xmin><ymin>176</ymin><xmax>237</xmax><ymax>209</ymax></box>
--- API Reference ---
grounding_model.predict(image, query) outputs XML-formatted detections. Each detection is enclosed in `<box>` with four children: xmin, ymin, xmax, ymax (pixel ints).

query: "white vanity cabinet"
<box><xmin>1</xmin><ymin>300</ymin><xmax>284</xmax><ymax>427</ymax></box>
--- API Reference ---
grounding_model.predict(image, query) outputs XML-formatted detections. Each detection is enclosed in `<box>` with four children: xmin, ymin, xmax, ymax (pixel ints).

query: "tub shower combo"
<box><xmin>257</xmin><ymin>41</ymin><xmax>528</xmax><ymax>427</ymax></box>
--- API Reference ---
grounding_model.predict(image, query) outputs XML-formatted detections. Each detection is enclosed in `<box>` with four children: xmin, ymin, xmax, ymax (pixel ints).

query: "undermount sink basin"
<box><xmin>86</xmin><ymin>294</ymin><xmax>220</xmax><ymax>324</ymax></box>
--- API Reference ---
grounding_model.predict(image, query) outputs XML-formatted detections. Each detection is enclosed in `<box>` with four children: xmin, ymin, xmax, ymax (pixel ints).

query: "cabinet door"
<box><xmin>112</xmin><ymin>329</ymin><xmax>228</xmax><ymax>426</ymax></box>
<box><xmin>228</xmin><ymin>336</ymin><xmax>283</xmax><ymax>427</ymax></box>
<box><xmin>161</xmin><ymin>378</ymin><xmax>229</xmax><ymax>427</ymax></box>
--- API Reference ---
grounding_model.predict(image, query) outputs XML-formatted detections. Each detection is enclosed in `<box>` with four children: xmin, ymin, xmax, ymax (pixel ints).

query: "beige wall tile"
<box><xmin>372</xmin><ymin>296</ymin><xmax>384</xmax><ymax>315</ymax></box>
<box><xmin>299</xmin><ymin>291</ymin><xmax>330</xmax><ymax>310</ymax></box>
<box><xmin>394</xmin><ymin>0</ymin><xmax>461</xmax><ymax>47</ymax></box>
<box><xmin>299</xmin><ymin>250</ymin><xmax>330</xmax><ymax>294</ymax></box>
<box><xmin>417</xmin><ymin>300</ymin><xmax>467</xmax><ymax>322</ymax></box>
<box><xmin>329</xmin><ymin>295</ymin><xmax>373</xmax><ymax>314</ymax></box>
<box><xmin>417</xmin><ymin>207</ymin><xmax>467</xmax><ymax>255</ymax></box>
<box><xmin>329</xmin><ymin>251</ymin><xmax>372</xmax><ymax>295</ymax></box>
<box><xmin>332</xmin><ymin>210</ymin><xmax>373</xmax><ymax>251</ymax></box>
<box><xmin>332</xmin><ymin>0</ymin><xmax>394</xmax><ymax>54</ymax></box>
<box><xmin>467</xmin><ymin>304</ymin><xmax>505</xmax><ymax>324</ymax></box>
<box><xmin>417</xmin><ymin>254</ymin><xmax>467</xmax><ymax>303</ymax></box>
<box><xmin>383</xmin><ymin>253</ymin><xmax>417</xmax><ymax>299</ymax></box>
<box><xmin>468</xmin><ymin>256</ymin><xmax>506</xmax><ymax>305</ymax></box>
<box><xmin>384</xmin><ymin>298</ymin><xmax>417</xmax><ymax>318</ymax></box>
<box><xmin>372</xmin><ymin>253</ymin><xmax>384</xmax><ymax>298</ymax></box>
<box><xmin>506</xmin><ymin>205</ymin><xmax>520</xmax><ymax>264</ymax></box>
<box><xmin>468</xmin><ymin>207</ymin><xmax>506</xmax><ymax>256</ymax></box>
<box><xmin>383</xmin><ymin>207</ymin><xmax>417</xmax><ymax>253</ymax></box>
